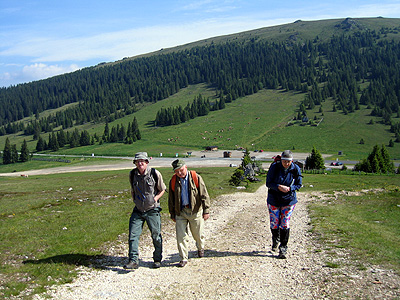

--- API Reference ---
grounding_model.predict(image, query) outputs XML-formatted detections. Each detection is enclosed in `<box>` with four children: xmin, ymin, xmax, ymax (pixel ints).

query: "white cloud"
<box><xmin>0</xmin><ymin>63</ymin><xmax>80</xmax><ymax>87</ymax></box>
<box><xmin>22</xmin><ymin>63</ymin><xmax>80</xmax><ymax>81</ymax></box>
<box><xmin>0</xmin><ymin>72</ymin><xmax>12</xmax><ymax>81</ymax></box>
<box><xmin>3</xmin><ymin>2</ymin><xmax>399</xmax><ymax>67</ymax></box>
<box><xmin>1</xmin><ymin>18</ymin><xmax>283</xmax><ymax>64</ymax></box>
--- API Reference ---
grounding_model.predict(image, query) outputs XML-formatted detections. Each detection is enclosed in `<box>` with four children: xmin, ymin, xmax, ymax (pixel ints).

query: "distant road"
<box><xmin>4</xmin><ymin>149</ymin><xmax>394</xmax><ymax>177</ymax></box>
<box><xmin>0</xmin><ymin>153</ymin><xmax>244</xmax><ymax>177</ymax></box>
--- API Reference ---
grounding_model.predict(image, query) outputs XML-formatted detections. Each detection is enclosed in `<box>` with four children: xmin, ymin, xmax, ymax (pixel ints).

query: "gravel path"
<box><xmin>32</xmin><ymin>186</ymin><xmax>399</xmax><ymax>300</ymax></box>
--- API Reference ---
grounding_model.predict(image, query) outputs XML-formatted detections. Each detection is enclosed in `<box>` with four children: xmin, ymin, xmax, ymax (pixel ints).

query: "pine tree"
<box><xmin>19</xmin><ymin>139</ymin><xmax>29</xmax><ymax>162</ymax></box>
<box><xmin>354</xmin><ymin>144</ymin><xmax>394</xmax><ymax>173</ymax></box>
<box><xmin>48</xmin><ymin>132</ymin><xmax>59</xmax><ymax>151</ymax></box>
<box><xmin>241</xmin><ymin>149</ymin><xmax>252</xmax><ymax>168</ymax></box>
<box><xmin>57</xmin><ymin>129</ymin><xmax>66</xmax><ymax>148</ymax></box>
<box><xmin>380</xmin><ymin>144</ymin><xmax>394</xmax><ymax>173</ymax></box>
<box><xmin>103</xmin><ymin>122</ymin><xmax>110</xmax><ymax>142</ymax></box>
<box><xmin>305</xmin><ymin>146</ymin><xmax>325</xmax><ymax>170</ymax></box>
<box><xmin>33</xmin><ymin>122</ymin><xmax>41</xmax><ymax>140</ymax></box>
<box><xmin>368</xmin><ymin>145</ymin><xmax>382</xmax><ymax>173</ymax></box>
<box><xmin>11</xmin><ymin>144</ymin><xmax>18</xmax><ymax>163</ymax></box>
<box><xmin>36</xmin><ymin>136</ymin><xmax>45</xmax><ymax>151</ymax></box>
<box><xmin>109</xmin><ymin>126</ymin><xmax>118</xmax><ymax>142</ymax></box>
<box><xmin>2</xmin><ymin>137</ymin><xmax>12</xmax><ymax>164</ymax></box>
<box><xmin>133</xmin><ymin>117</ymin><xmax>141</xmax><ymax>140</ymax></box>
<box><xmin>69</xmin><ymin>129</ymin><xmax>79</xmax><ymax>148</ymax></box>
<box><xmin>79</xmin><ymin>130</ymin><xmax>91</xmax><ymax>146</ymax></box>
<box><xmin>118</xmin><ymin>124</ymin><xmax>126</xmax><ymax>142</ymax></box>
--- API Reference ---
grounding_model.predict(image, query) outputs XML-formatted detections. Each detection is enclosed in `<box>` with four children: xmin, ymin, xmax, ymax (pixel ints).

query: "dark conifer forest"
<box><xmin>1</xmin><ymin>18</ymin><xmax>400</xmax><ymax>140</ymax></box>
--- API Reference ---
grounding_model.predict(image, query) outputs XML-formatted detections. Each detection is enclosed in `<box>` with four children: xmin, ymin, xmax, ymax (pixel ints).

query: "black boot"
<box><xmin>271</xmin><ymin>228</ymin><xmax>280</xmax><ymax>252</ymax></box>
<box><xmin>278</xmin><ymin>228</ymin><xmax>290</xmax><ymax>259</ymax></box>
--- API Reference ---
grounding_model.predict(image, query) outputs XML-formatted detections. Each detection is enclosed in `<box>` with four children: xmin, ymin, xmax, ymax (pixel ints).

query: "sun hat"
<box><xmin>172</xmin><ymin>159</ymin><xmax>185</xmax><ymax>171</ymax></box>
<box><xmin>133</xmin><ymin>152</ymin><xmax>149</xmax><ymax>163</ymax></box>
<box><xmin>281</xmin><ymin>150</ymin><xmax>293</xmax><ymax>161</ymax></box>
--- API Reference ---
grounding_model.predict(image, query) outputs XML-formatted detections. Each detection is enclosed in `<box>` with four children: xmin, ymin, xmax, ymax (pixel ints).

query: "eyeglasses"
<box><xmin>136</xmin><ymin>160</ymin><xmax>148</xmax><ymax>164</ymax></box>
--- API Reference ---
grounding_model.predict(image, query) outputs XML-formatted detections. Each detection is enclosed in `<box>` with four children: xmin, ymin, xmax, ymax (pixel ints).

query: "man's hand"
<box><xmin>203</xmin><ymin>213</ymin><xmax>210</xmax><ymax>221</ymax></box>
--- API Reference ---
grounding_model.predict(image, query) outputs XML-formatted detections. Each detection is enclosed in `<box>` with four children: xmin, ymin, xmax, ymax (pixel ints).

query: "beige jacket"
<box><xmin>168</xmin><ymin>171</ymin><xmax>210</xmax><ymax>219</ymax></box>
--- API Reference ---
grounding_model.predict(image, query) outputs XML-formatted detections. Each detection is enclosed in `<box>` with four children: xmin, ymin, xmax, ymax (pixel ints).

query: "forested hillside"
<box><xmin>1</xmin><ymin>18</ymin><xmax>400</xmax><ymax>144</ymax></box>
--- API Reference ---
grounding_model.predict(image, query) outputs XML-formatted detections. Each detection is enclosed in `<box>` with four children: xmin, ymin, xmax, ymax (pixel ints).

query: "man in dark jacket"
<box><xmin>168</xmin><ymin>159</ymin><xmax>210</xmax><ymax>267</ymax></box>
<box><xmin>124</xmin><ymin>152</ymin><xmax>166</xmax><ymax>269</ymax></box>
<box><xmin>266</xmin><ymin>150</ymin><xmax>302</xmax><ymax>259</ymax></box>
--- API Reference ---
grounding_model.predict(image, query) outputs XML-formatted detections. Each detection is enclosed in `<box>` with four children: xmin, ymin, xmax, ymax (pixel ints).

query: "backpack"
<box><xmin>170</xmin><ymin>170</ymin><xmax>199</xmax><ymax>192</ymax></box>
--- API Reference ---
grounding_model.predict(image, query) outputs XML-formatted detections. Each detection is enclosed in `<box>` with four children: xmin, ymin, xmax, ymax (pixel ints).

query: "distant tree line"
<box><xmin>1</xmin><ymin>116</ymin><xmax>140</xmax><ymax>165</ymax></box>
<box><xmin>2</xmin><ymin>138</ymin><xmax>29</xmax><ymax>164</ymax></box>
<box><xmin>304</xmin><ymin>144</ymin><xmax>396</xmax><ymax>174</ymax></box>
<box><xmin>1</xmin><ymin>23</ymin><xmax>400</xmax><ymax>138</ymax></box>
<box><xmin>354</xmin><ymin>144</ymin><xmax>394</xmax><ymax>173</ymax></box>
<box><xmin>102</xmin><ymin>117</ymin><xmax>141</xmax><ymax>144</ymax></box>
<box><xmin>154</xmin><ymin>94</ymin><xmax>225</xmax><ymax>126</ymax></box>
<box><xmin>35</xmin><ymin>117</ymin><xmax>141</xmax><ymax>152</ymax></box>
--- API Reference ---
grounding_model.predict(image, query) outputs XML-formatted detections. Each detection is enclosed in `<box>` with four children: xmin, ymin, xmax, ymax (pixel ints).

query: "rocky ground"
<box><xmin>31</xmin><ymin>186</ymin><xmax>399</xmax><ymax>300</ymax></box>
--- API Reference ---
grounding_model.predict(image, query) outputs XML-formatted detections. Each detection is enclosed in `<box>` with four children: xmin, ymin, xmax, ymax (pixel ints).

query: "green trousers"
<box><xmin>128</xmin><ymin>207</ymin><xmax>162</xmax><ymax>263</ymax></box>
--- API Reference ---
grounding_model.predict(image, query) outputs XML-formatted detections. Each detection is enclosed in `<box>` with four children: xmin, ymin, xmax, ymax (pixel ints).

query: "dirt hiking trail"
<box><xmin>29</xmin><ymin>185</ymin><xmax>400</xmax><ymax>300</ymax></box>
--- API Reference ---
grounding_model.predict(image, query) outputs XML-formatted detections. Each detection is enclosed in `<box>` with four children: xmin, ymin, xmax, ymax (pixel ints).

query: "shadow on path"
<box><xmin>22</xmin><ymin>248</ymin><xmax>275</xmax><ymax>274</ymax></box>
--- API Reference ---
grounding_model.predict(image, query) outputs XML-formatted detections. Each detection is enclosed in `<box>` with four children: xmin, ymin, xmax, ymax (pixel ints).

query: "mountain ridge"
<box><xmin>1</xmin><ymin>17</ymin><xmax>400</xmax><ymax>160</ymax></box>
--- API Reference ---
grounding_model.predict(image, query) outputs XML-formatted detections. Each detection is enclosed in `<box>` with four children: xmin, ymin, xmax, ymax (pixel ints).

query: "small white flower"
<box><xmin>62</xmin><ymin>227</ymin><xmax>68</xmax><ymax>230</ymax></box>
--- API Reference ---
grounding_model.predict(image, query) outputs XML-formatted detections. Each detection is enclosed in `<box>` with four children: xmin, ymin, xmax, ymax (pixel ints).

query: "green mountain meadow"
<box><xmin>1</xmin><ymin>17</ymin><xmax>400</xmax><ymax>161</ymax></box>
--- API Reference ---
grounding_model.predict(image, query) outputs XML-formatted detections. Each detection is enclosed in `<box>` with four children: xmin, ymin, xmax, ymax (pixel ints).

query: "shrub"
<box><xmin>305</xmin><ymin>146</ymin><xmax>325</xmax><ymax>170</ymax></box>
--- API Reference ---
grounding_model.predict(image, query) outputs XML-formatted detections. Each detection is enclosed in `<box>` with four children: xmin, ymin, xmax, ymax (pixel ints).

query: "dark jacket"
<box><xmin>168</xmin><ymin>171</ymin><xmax>210</xmax><ymax>219</ymax></box>
<box><xmin>266</xmin><ymin>161</ymin><xmax>302</xmax><ymax>206</ymax></box>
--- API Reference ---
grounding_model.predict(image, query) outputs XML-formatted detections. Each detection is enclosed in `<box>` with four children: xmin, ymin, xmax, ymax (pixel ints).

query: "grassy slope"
<box><xmin>2</xmin><ymin>18</ymin><xmax>400</xmax><ymax>162</ymax></box>
<box><xmin>1</xmin><ymin>83</ymin><xmax>399</xmax><ymax>162</ymax></box>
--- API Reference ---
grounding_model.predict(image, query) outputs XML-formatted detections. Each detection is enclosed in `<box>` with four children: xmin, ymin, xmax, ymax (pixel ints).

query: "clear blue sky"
<box><xmin>1</xmin><ymin>0</ymin><xmax>399</xmax><ymax>87</ymax></box>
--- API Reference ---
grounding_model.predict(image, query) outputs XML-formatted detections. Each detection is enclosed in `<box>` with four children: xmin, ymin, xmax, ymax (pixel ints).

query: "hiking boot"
<box><xmin>197</xmin><ymin>249</ymin><xmax>204</xmax><ymax>258</ymax></box>
<box><xmin>153</xmin><ymin>262</ymin><xmax>161</xmax><ymax>269</ymax></box>
<box><xmin>271</xmin><ymin>228</ymin><xmax>280</xmax><ymax>252</ymax></box>
<box><xmin>124</xmin><ymin>261</ymin><xmax>139</xmax><ymax>269</ymax></box>
<box><xmin>178</xmin><ymin>260</ymin><xmax>187</xmax><ymax>267</ymax></box>
<box><xmin>277</xmin><ymin>228</ymin><xmax>290</xmax><ymax>259</ymax></box>
<box><xmin>278</xmin><ymin>248</ymin><xmax>287</xmax><ymax>259</ymax></box>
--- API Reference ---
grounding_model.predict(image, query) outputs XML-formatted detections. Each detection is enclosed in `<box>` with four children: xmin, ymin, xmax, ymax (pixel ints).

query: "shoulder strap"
<box><xmin>151</xmin><ymin>168</ymin><xmax>158</xmax><ymax>184</ymax></box>
<box><xmin>151</xmin><ymin>168</ymin><xmax>159</xmax><ymax>193</ymax></box>
<box><xmin>171</xmin><ymin>174</ymin><xmax>177</xmax><ymax>192</ymax></box>
<box><xmin>129</xmin><ymin>169</ymin><xmax>135</xmax><ymax>187</ymax></box>
<box><xmin>190</xmin><ymin>170</ymin><xmax>199</xmax><ymax>189</ymax></box>
<box><xmin>171</xmin><ymin>170</ymin><xmax>199</xmax><ymax>192</ymax></box>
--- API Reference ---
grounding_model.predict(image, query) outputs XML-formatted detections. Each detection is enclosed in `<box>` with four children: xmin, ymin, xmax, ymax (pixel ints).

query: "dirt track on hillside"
<box><xmin>0</xmin><ymin>150</ymin><xmax>328</xmax><ymax>177</ymax></box>
<box><xmin>29</xmin><ymin>186</ymin><xmax>399</xmax><ymax>300</ymax></box>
